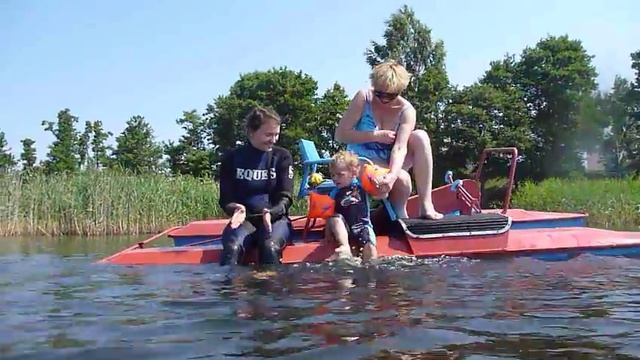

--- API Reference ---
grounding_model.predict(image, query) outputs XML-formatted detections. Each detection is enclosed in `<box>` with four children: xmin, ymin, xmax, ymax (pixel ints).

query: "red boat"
<box><xmin>99</xmin><ymin>145</ymin><xmax>640</xmax><ymax>265</ymax></box>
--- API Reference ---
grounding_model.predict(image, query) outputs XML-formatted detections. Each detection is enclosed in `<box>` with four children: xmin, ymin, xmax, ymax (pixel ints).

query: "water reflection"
<box><xmin>1</xmin><ymin>237</ymin><xmax>640</xmax><ymax>359</ymax></box>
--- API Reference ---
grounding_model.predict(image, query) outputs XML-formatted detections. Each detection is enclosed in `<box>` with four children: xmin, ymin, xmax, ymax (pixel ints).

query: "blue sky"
<box><xmin>1</xmin><ymin>0</ymin><xmax>638</xmax><ymax>159</ymax></box>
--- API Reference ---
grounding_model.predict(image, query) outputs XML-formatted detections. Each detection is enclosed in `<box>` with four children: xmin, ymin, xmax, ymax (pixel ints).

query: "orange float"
<box><xmin>307</xmin><ymin>191</ymin><xmax>335</xmax><ymax>219</ymax></box>
<box><xmin>359</xmin><ymin>163</ymin><xmax>390</xmax><ymax>195</ymax></box>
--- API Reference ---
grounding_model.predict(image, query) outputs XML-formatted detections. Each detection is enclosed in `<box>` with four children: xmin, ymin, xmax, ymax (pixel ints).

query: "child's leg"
<box><xmin>326</xmin><ymin>215</ymin><xmax>351</xmax><ymax>258</ymax></box>
<box><xmin>360</xmin><ymin>225</ymin><xmax>378</xmax><ymax>262</ymax></box>
<box><xmin>362</xmin><ymin>243</ymin><xmax>378</xmax><ymax>262</ymax></box>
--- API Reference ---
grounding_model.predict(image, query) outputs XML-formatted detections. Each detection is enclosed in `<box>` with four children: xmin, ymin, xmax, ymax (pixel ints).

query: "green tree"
<box><xmin>42</xmin><ymin>109</ymin><xmax>79</xmax><ymax>173</ymax></box>
<box><xmin>481</xmin><ymin>55</ymin><xmax>520</xmax><ymax>90</ymax></box>
<box><xmin>91</xmin><ymin>120</ymin><xmax>112</xmax><ymax>169</ymax></box>
<box><xmin>365</xmin><ymin>5</ymin><xmax>451</xmax><ymax>142</ymax></box>
<box><xmin>205</xmin><ymin>67</ymin><xmax>319</xmax><ymax>163</ymax></box>
<box><xmin>599</xmin><ymin>77</ymin><xmax>634</xmax><ymax>175</ymax></box>
<box><xmin>631</xmin><ymin>50</ymin><xmax>640</xmax><ymax>110</ymax></box>
<box><xmin>20</xmin><ymin>138</ymin><xmax>37</xmax><ymax>171</ymax></box>
<box><xmin>77</xmin><ymin>120</ymin><xmax>93</xmax><ymax>169</ymax></box>
<box><xmin>480</xmin><ymin>37</ymin><xmax>598</xmax><ymax>179</ymax></box>
<box><xmin>575</xmin><ymin>93</ymin><xmax>609</xmax><ymax>153</ymax></box>
<box><xmin>205</xmin><ymin>95</ymin><xmax>246</xmax><ymax>162</ymax></box>
<box><xmin>622</xmin><ymin>50</ymin><xmax>640</xmax><ymax>172</ymax></box>
<box><xmin>0</xmin><ymin>131</ymin><xmax>16</xmax><ymax>172</ymax></box>
<box><xmin>164</xmin><ymin>141</ymin><xmax>187</xmax><ymax>174</ymax></box>
<box><xmin>515</xmin><ymin>35</ymin><xmax>598</xmax><ymax>178</ymax></box>
<box><xmin>314</xmin><ymin>83</ymin><xmax>350</xmax><ymax>155</ymax></box>
<box><xmin>474</xmin><ymin>55</ymin><xmax>534</xmax><ymax>180</ymax></box>
<box><xmin>165</xmin><ymin>110</ymin><xmax>214</xmax><ymax>177</ymax></box>
<box><xmin>112</xmin><ymin>115</ymin><xmax>162</xmax><ymax>173</ymax></box>
<box><xmin>442</xmin><ymin>84</ymin><xmax>532</xmax><ymax>176</ymax></box>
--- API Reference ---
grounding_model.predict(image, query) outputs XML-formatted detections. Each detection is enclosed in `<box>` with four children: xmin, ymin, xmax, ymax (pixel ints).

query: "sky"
<box><xmin>1</xmin><ymin>0</ymin><xmax>639</xmax><ymax>159</ymax></box>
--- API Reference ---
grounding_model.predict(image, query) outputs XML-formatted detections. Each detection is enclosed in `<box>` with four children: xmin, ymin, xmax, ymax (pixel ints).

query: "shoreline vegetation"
<box><xmin>512</xmin><ymin>176</ymin><xmax>639</xmax><ymax>232</ymax></box>
<box><xmin>0</xmin><ymin>171</ymin><xmax>637</xmax><ymax>236</ymax></box>
<box><xmin>0</xmin><ymin>171</ymin><xmax>304</xmax><ymax>237</ymax></box>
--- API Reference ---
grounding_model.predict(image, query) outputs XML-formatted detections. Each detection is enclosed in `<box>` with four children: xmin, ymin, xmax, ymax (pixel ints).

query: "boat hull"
<box><xmin>99</xmin><ymin>220</ymin><xmax>640</xmax><ymax>265</ymax></box>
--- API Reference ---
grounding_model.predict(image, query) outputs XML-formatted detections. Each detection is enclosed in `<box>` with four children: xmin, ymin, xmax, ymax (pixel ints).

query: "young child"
<box><xmin>325</xmin><ymin>150</ymin><xmax>378</xmax><ymax>262</ymax></box>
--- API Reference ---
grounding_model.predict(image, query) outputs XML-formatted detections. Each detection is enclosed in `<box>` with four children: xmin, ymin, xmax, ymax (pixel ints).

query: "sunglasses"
<box><xmin>373</xmin><ymin>90</ymin><xmax>399</xmax><ymax>101</ymax></box>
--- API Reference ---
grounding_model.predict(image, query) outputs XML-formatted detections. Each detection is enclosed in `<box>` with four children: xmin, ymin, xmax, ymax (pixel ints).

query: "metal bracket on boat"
<box><xmin>445</xmin><ymin>170</ymin><xmax>481</xmax><ymax>214</ymax></box>
<box><xmin>445</xmin><ymin>170</ymin><xmax>462</xmax><ymax>192</ymax></box>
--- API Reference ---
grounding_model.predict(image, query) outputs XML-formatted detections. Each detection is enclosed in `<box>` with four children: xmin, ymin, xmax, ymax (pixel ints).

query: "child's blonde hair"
<box><xmin>370</xmin><ymin>60</ymin><xmax>411</xmax><ymax>93</ymax></box>
<box><xmin>329</xmin><ymin>150</ymin><xmax>360</xmax><ymax>175</ymax></box>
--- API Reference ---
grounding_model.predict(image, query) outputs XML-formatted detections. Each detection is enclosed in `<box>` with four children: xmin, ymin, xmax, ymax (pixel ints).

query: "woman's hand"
<box><xmin>374</xmin><ymin>130</ymin><xmax>396</xmax><ymax>144</ymax></box>
<box><xmin>230</xmin><ymin>204</ymin><xmax>246</xmax><ymax>229</ymax></box>
<box><xmin>374</xmin><ymin>172</ymin><xmax>398</xmax><ymax>195</ymax></box>
<box><xmin>262</xmin><ymin>209</ymin><xmax>272</xmax><ymax>234</ymax></box>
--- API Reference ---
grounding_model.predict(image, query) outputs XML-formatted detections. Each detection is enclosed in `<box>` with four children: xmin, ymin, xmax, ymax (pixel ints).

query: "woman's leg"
<box><xmin>256</xmin><ymin>217</ymin><xmax>290</xmax><ymax>265</ymax></box>
<box><xmin>389</xmin><ymin>169</ymin><xmax>412</xmax><ymax>219</ymax></box>
<box><xmin>405</xmin><ymin>129</ymin><xmax>443</xmax><ymax>219</ymax></box>
<box><xmin>220</xmin><ymin>221</ymin><xmax>256</xmax><ymax>266</ymax></box>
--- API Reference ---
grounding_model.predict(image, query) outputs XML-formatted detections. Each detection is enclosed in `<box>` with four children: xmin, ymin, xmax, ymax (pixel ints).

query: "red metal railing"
<box><xmin>97</xmin><ymin>226</ymin><xmax>181</xmax><ymax>263</ymax></box>
<box><xmin>474</xmin><ymin>147</ymin><xmax>519</xmax><ymax>214</ymax></box>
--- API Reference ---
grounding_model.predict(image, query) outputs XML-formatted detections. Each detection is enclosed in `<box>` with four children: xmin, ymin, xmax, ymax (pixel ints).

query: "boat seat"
<box><xmin>297</xmin><ymin>139</ymin><xmax>336</xmax><ymax>197</ymax></box>
<box><xmin>297</xmin><ymin>139</ymin><xmax>399</xmax><ymax>237</ymax></box>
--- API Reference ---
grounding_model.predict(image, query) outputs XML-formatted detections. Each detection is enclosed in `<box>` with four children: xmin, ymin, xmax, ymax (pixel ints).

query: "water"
<box><xmin>1</xmin><ymin>237</ymin><xmax>640</xmax><ymax>359</ymax></box>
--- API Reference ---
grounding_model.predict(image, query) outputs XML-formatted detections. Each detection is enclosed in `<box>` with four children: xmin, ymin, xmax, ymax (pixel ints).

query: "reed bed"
<box><xmin>512</xmin><ymin>176</ymin><xmax>640</xmax><ymax>231</ymax></box>
<box><xmin>2</xmin><ymin>171</ymin><xmax>637</xmax><ymax>236</ymax></box>
<box><xmin>0</xmin><ymin>171</ymin><xmax>306</xmax><ymax>236</ymax></box>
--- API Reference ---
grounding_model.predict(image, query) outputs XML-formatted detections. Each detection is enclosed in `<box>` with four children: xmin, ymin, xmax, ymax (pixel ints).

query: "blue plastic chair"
<box><xmin>297</xmin><ymin>139</ymin><xmax>398</xmax><ymax>221</ymax></box>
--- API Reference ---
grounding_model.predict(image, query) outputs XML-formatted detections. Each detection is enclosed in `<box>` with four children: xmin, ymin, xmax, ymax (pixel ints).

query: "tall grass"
<box><xmin>0</xmin><ymin>171</ymin><xmax>306</xmax><ymax>236</ymax></box>
<box><xmin>2</xmin><ymin>171</ymin><xmax>637</xmax><ymax>236</ymax></box>
<box><xmin>512</xmin><ymin>176</ymin><xmax>640</xmax><ymax>231</ymax></box>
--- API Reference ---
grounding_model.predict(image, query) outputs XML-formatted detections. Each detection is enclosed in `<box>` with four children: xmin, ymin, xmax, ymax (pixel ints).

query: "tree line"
<box><xmin>1</xmin><ymin>5</ymin><xmax>638</xmax><ymax>181</ymax></box>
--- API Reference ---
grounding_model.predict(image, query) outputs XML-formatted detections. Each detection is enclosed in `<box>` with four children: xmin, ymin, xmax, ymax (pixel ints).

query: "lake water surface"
<box><xmin>1</xmin><ymin>236</ymin><xmax>640</xmax><ymax>359</ymax></box>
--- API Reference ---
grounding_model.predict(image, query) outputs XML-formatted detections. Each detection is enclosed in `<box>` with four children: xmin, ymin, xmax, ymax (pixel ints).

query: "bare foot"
<box><xmin>253</xmin><ymin>270</ymin><xmax>277</xmax><ymax>279</ymax></box>
<box><xmin>420</xmin><ymin>204</ymin><xmax>444</xmax><ymax>220</ymax></box>
<box><xmin>362</xmin><ymin>243</ymin><xmax>378</xmax><ymax>263</ymax></box>
<box><xmin>328</xmin><ymin>246</ymin><xmax>352</xmax><ymax>261</ymax></box>
<box><xmin>423</xmin><ymin>211</ymin><xmax>443</xmax><ymax>220</ymax></box>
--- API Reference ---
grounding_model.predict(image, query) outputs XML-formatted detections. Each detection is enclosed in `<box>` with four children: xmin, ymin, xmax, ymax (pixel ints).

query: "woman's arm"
<box><xmin>335</xmin><ymin>90</ymin><xmax>380</xmax><ymax>144</ymax></box>
<box><xmin>386</xmin><ymin>107</ymin><xmax>416</xmax><ymax>178</ymax></box>
<box><xmin>373</xmin><ymin>108</ymin><xmax>415</xmax><ymax>194</ymax></box>
<box><xmin>268</xmin><ymin>150</ymin><xmax>294</xmax><ymax>220</ymax></box>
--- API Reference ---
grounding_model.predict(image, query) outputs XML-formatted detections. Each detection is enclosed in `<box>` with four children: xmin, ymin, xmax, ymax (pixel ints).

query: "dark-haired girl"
<box><xmin>218</xmin><ymin>107</ymin><xmax>294</xmax><ymax>266</ymax></box>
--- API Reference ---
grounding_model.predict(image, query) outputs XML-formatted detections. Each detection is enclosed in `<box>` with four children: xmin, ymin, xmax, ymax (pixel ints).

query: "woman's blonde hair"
<box><xmin>329</xmin><ymin>150</ymin><xmax>360</xmax><ymax>174</ymax></box>
<box><xmin>370</xmin><ymin>60</ymin><xmax>411</xmax><ymax>93</ymax></box>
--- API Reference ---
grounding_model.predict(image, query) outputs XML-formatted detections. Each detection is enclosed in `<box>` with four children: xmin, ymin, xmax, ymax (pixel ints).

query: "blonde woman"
<box><xmin>335</xmin><ymin>61</ymin><xmax>442</xmax><ymax>220</ymax></box>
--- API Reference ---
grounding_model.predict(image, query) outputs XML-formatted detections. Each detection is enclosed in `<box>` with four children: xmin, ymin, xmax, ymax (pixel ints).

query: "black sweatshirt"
<box><xmin>218</xmin><ymin>143</ymin><xmax>294</xmax><ymax>222</ymax></box>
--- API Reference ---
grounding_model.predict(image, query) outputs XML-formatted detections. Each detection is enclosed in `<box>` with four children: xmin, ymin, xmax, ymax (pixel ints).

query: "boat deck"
<box><xmin>166</xmin><ymin>208</ymin><xmax>588</xmax><ymax>241</ymax></box>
